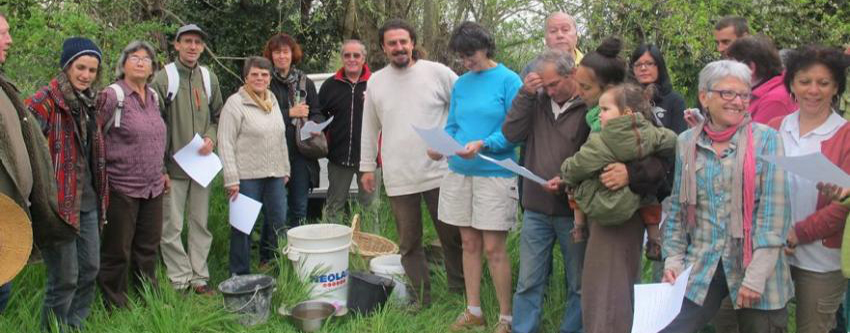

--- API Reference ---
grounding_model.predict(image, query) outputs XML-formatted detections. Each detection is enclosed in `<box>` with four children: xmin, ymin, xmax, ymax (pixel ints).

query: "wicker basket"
<box><xmin>350</xmin><ymin>214</ymin><xmax>399</xmax><ymax>258</ymax></box>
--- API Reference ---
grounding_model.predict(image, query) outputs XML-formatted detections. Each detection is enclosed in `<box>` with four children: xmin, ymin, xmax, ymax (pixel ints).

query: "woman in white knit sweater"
<box><xmin>218</xmin><ymin>56</ymin><xmax>291</xmax><ymax>276</ymax></box>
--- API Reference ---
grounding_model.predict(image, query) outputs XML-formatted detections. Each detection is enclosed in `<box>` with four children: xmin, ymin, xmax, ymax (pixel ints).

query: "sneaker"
<box><xmin>450</xmin><ymin>309</ymin><xmax>487</xmax><ymax>331</ymax></box>
<box><xmin>493</xmin><ymin>320</ymin><xmax>512</xmax><ymax>333</ymax></box>
<box><xmin>192</xmin><ymin>284</ymin><xmax>216</xmax><ymax>296</ymax></box>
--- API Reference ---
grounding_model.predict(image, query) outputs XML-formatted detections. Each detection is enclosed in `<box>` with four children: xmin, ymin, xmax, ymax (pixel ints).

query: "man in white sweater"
<box><xmin>359</xmin><ymin>19</ymin><xmax>464</xmax><ymax>306</ymax></box>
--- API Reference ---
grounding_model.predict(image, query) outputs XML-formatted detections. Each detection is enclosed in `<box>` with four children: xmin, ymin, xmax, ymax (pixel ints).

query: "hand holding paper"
<box><xmin>631</xmin><ymin>266</ymin><xmax>693</xmax><ymax>333</ymax></box>
<box><xmin>229</xmin><ymin>194</ymin><xmax>262</xmax><ymax>235</ymax></box>
<box><xmin>411</xmin><ymin>126</ymin><xmax>547</xmax><ymax>184</ymax></box>
<box><xmin>173</xmin><ymin>134</ymin><xmax>223</xmax><ymax>188</ymax></box>
<box><xmin>300</xmin><ymin>116</ymin><xmax>334</xmax><ymax>141</ymax></box>
<box><xmin>480</xmin><ymin>154</ymin><xmax>548</xmax><ymax>185</ymax></box>
<box><xmin>412</xmin><ymin>125</ymin><xmax>465</xmax><ymax>156</ymax></box>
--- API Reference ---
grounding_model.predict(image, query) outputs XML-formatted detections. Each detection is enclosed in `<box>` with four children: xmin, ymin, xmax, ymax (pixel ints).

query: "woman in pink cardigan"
<box><xmin>728</xmin><ymin>35</ymin><xmax>797</xmax><ymax>124</ymax></box>
<box><xmin>767</xmin><ymin>45</ymin><xmax>850</xmax><ymax>333</ymax></box>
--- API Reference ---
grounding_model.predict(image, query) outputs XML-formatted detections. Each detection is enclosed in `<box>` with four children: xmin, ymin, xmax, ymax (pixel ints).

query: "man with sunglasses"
<box><xmin>319</xmin><ymin>39</ymin><xmax>382</xmax><ymax>224</ymax></box>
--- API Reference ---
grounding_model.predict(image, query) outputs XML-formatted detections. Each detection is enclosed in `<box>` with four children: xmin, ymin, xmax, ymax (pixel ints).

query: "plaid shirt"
<box><xmin>663</xmin><ymin>123</ymin><xmax>793</xmax><ymax>310</ymax></box>
<box><xmin>26</xmin><ymin>78</ymin><xmax>108</xmax><ymax>228</ymax></box>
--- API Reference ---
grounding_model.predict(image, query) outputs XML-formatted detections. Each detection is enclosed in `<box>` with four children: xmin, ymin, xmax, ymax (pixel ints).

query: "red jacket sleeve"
<box><xmin>793</xmin><ymin>123</ymin><xmax>850</xmax><ymax>247</ymax></box>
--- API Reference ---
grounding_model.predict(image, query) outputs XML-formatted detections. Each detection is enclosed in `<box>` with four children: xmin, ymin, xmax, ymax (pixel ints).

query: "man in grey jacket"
<box><xmin>503</xmin><ymin>50</ymin><xmax>589</xmax><ymax>333</ymax></box>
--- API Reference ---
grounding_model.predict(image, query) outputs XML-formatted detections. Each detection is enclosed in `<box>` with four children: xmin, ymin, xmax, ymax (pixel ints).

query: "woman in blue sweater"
<box><xmin>427</xmin><ymin>21</ymin><xmax>522</xmax><ymax>333</ymax></box>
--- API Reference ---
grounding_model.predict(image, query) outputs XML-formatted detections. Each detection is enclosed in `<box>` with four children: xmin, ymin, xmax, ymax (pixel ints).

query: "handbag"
<box><xmin>290</xmin><ymin>74</ymin><xmax>328</xmax><ymax>159</ymax></box>
<box><xmin>293</xmin><ymin>116</ymin><xmax>328</xmax><ymax>159</ymax></box>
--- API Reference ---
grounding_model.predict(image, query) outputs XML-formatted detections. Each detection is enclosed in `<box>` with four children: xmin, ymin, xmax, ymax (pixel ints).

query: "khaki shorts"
<box><xmin>437</xmin><ymin>171</ymin><xmax>518</xmax><ymax>231</ymax></box>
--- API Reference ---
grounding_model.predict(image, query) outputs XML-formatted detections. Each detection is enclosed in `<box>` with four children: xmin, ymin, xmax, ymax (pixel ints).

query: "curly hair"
<box><xmin>783</xmin><ymin>45</ymin><xmax>848</xmax><ymax>97</ymax></box>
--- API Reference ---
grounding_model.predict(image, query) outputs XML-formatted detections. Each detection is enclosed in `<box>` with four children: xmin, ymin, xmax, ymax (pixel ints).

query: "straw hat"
<box><xmin>0</xmin><ymin>194</ymin><xmax>33</xmax><ymax>285</ymax></box>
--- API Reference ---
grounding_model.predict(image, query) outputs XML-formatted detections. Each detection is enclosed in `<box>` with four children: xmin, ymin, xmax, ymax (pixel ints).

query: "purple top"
<box><xmin>97</xmin><ymin>80</ymin><xmax>166</xmax><ymax>199</ymax></box>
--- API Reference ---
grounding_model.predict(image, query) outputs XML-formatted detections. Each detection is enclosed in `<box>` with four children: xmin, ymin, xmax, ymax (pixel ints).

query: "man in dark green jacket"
<box><xmin>0</xmin><ymin>12</ymin><xmax>66</xmax><ymax>312</ymax></box>
<box><xmin>151</xmin><ymin>24</ymin><xmax>223</xmax><ymax>295</ymax></box>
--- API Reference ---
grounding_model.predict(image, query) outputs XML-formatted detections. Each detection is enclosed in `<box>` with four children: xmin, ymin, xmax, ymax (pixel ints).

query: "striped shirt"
<box><xmin>663</xmin><ymin>123</ymin><xmax>793</xmax><ymax>310</ymax></box>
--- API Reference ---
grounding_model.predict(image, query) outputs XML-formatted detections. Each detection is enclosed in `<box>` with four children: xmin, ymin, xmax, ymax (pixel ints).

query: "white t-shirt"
<box><xmin>550</xmin><ymin>98</ymin><xmax>574</xmax><ymax>119</ymax></box>
<box><xmin>780</xmin><ymin>111</ymin><xmax>847</xmax><ymax>272</ymax></box>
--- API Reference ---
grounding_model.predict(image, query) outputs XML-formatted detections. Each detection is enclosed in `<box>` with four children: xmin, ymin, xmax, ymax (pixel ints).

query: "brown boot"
<box><xmin>493</xmin><ymin>319</ymin><xmax>512</xmax><ymax>333</ymax></box>
<box><xmin>450</xmin><ymin>309</ymin><xmax>487</xmax><ymax>331</ymax></box>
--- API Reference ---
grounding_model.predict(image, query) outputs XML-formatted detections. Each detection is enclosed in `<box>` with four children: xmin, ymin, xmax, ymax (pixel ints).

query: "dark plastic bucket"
<box><xmin>218</xmin><ymin>274</ymin><xmax>276</xmax><ymax>326</ymax></box>
<box><xmin>346</xmin><ymin>271</ymin><xmax>394</xmax><ymax>315</ymax></box>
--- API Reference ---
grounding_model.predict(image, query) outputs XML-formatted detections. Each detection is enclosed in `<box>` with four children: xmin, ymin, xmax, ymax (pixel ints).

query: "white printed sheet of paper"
<box><xmin>300</xmin><ymin>116</ymin><xmax>334</xmax><ymax>141</ymax></box>
<box><xmin>759</xmin><ymin>152</ymin><xmax>850</xmax><ymax>188</ymax></box>
<box><xmin>479</xmin><ymin>155</ymin><xmax>548</xmax><ymax>185</ymax></box>
<box><xmin>173</xmin><ymin>133</ymin><xmax>222</xmax><ymax>188</ymax></box>
<box><xmin>412</xmin><ymin>125</ymin><xmax>465</xmax><ymax>156</ymax></box>
<box><xmin>631</xmin><ymin>265</ymin><xmax>693</xmax><ymax>333</ymax></box>
<box><xmin>228</xmin><ymin>194</ymin><xmax>262</xmax><ymax>235</ymax></box>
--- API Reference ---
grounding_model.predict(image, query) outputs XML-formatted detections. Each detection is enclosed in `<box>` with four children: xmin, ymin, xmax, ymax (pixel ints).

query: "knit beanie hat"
<box><xmin>60</xmin><ymin>37</ymin><xmax>102</xmax><ymax>69</ymax></box>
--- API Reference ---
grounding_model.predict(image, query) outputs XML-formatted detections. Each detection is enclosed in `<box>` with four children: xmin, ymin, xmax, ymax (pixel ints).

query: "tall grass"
<box><xmin>2</xmin><ymin>175</ymin><xmax>794</xmax><ymax>332</ymax></box>
<box><xmin>0</xmin><ymin>177</ymin><xmax>574</xmax><ymax>332</ymax></box>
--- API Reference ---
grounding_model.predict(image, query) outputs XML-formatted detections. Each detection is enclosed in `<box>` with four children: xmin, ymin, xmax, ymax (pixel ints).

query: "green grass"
<box><xmin>0</xmin><ymin>176</ymin><xmax>803</xmax><ymax>332</ymax></box>
<box><xmin>0</xmin><ymin>177</ymin><xmax>572</xmax><ymax>332</ymax></box>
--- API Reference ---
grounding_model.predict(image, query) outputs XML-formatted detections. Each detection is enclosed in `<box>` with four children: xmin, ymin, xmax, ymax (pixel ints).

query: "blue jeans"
<box><xmin>0</xmin><ymin>282</ymin><xmax>10</xmax><ymax>313</ymax></box>
<box><xmin>286</xmin><ymin>155</ymin><xmax>311</xmax><ymax>228</ymax></box>
<box><xmin>41</xmin><ymin>209</ymin><xmax>99</xmax><ymax>331</ymax></box>
<box><xmin>230</xmin><ymin>178</ymin><xmax>288</xmax><ymax>275</ymax></box>
<box><xmin>513</xmin><ymin>210</ymin><xmax>585</xmax><ymax>333</ymax></box>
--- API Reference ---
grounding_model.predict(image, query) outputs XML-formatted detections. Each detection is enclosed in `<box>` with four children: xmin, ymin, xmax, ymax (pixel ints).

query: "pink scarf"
<box><xmin>680</xmin><ymin>115</ymin><xmax>757</xmax><ymax>266</ymax></box>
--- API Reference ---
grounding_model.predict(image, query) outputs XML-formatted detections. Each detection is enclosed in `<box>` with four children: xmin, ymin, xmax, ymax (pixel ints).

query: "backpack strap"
<box><xmin>104</xmin><ymin>84</ymin><xmax>124</xmax><ymax>134</ymax></box>
<box><xmin>149</xmin><ymin>87</ymin><xmax>160</xmax><ymax>105</ymax></box>
<box><xmin>199</xmin><ymin>66</ymin><xmax>212</xmax><ymax>102</ymax></box>
<box><xmin>164</xmin><ymin>62</ymin><xmax>213</xmax><ymax>108</ymax></box>
<box><xmin>164</xmin><ymin>62</ymin><xmax>179</xmax><ymax>102</ymax></box>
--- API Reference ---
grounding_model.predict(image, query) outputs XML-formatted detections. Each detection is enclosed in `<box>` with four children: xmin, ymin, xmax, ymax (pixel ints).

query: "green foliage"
<box><xmin>574</xmin><ymin>0</ymin><xmax>850</xmax><ymax>104</ymax></box>
<box><xmin>170</xmin><ymin>0</ymin><xmax>344</xmax><ymax>95</ymax></box>
<box><xmin>3</xmin><ymin>2</ymin><xmax>168</xmax><ymax>96</ymax></box>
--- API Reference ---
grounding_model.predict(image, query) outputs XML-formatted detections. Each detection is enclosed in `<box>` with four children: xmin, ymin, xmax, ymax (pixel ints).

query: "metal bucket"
<box><xmin>280</xmin><ymin>300</ymin><xmax>336</xmax><ymax>332</ymax></box>
<box><xmin>218</xmin><ymin>274</ymin><xmax>276</xmax><ymax>326</ymax></box>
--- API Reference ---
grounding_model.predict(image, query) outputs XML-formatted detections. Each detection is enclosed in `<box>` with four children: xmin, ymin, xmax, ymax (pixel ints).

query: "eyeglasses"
<box><xmin>709</xmin><ymin>89</ymin><xmax>752</xmax><ymax>101</ymax></box>
<box><xmin>343</xmin><ymin>52</ymin><xmax>362</xmax><ymax>59</ymax></box>
<box><xmin>634</xmin><ymin>62</ymin><xmax>656</xmax><ymax>69</ymax></box>
<box><xmin>128</xmin><ymin>55</ymin><xmax>152</xmax><ymax>64</ymax></box>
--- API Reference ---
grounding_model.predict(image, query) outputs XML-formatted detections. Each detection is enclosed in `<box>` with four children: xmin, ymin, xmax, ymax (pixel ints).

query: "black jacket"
<box><xmin>270</xmin><ymin>68</ymin><xmax>324</xmax><ymax>188</ymax></box>
<box><xmin>652</xmin><ymin>88</ymin><xmax>687</xmax><ymax>135</ymax></box>
<box><xmin>318</xmin><ymin>65</ymin><xmax>371</xmax><ymax>167</ymax></box>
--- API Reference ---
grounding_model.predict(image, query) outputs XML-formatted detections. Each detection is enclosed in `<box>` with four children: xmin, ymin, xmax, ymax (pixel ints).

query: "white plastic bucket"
<box><xmin>285</xmin><ymin>224</ymin><xmax>352</xmax><ymax>305</ymax></box>
<box><xmin>369</xmin><ymin>254</ymin><xmax>409</xmax><ymax>303</ymax></box>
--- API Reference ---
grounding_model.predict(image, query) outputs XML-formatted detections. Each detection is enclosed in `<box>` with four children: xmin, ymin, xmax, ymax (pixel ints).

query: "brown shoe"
<box><xmin>192</xmin><ymin>284</ymin><xmax>216</xmax><ymax>296</ymax></box>
<box><xmin>450</xmin><ymin>309</ymin><xmax>486</xmax><ymax>331</ymax></box>
<box><xmin>493</xmin><ymin>320</ymin><xmax>512</xmax><ymax>333</ymax></box>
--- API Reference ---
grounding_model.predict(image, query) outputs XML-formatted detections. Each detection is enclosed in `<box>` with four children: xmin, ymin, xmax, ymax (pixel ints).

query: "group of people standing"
<box><xmin>1</xmin><ymin>8</ymin><xmax>850</xmax><ymax>333</ymax></box>
<box><xmin>0</xmin><ymin>16</ymin><xmax>382</xmax><ymax>331</ymax></box>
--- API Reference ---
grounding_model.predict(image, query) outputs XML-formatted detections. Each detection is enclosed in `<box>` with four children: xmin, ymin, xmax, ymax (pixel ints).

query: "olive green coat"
<box><xmin>0</xmin><ymin>72</ymin><xmax>69</xmax><ymax>247</ymax></box>
<box><xmin>561</xmin><ymin>113</ymin><xmax>677</xmax><ymax>226</ymax></box>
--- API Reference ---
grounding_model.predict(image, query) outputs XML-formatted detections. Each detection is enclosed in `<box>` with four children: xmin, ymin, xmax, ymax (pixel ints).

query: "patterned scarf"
<box><xmin>680</xmin><ymin>113</ymin><xmax>757</xmax><ymax>267</ymax></box>
<box><xmin>56</xmin><ymin>72</ymin><xmax>97</xmax><ymax>148</ymax></box>
<box><xmin>272</xmin><ymin>67</ymin><xmax>305</xmax><ymax>108</ymax></box>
